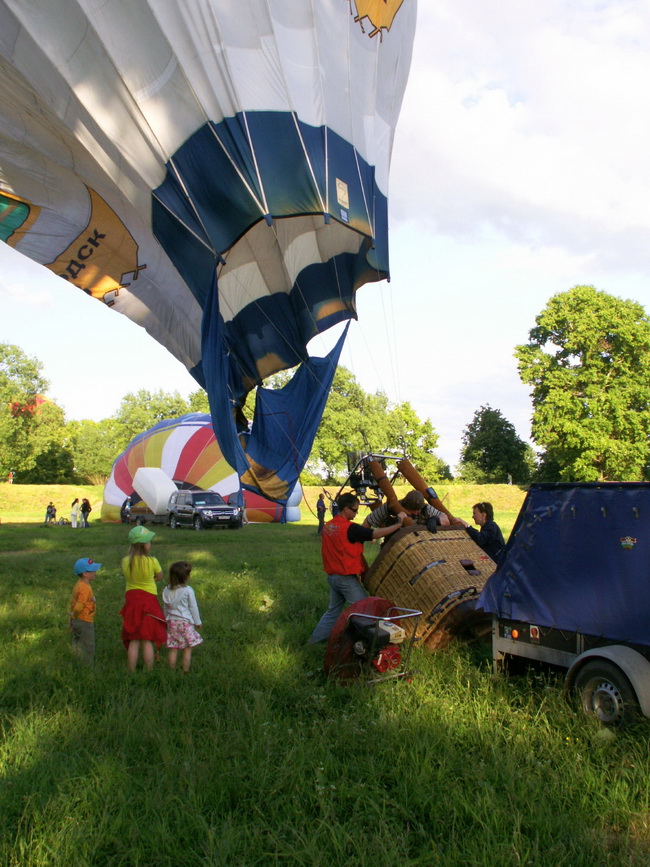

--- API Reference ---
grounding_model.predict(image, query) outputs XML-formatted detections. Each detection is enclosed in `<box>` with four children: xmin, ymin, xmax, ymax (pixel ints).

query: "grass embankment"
<box><xmin>0</xmin><ymin>484</ymin><xmax>104</xmax><ymax>524</ymax></box>
<box><xmin>2</xmin><ymin>483</ymin><xmax>526</xmax><ymax>537</ymax></box>
<box><xmin>1</xmin><ymin>502</ymin><xmax>649</xmax><ymax>865</ymax></box>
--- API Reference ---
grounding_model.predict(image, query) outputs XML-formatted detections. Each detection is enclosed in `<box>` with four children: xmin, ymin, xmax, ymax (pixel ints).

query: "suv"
<box><xmin>167</xmin><ymin>490</ymin><xmax>243</xmax><ymax>530</ymax></box>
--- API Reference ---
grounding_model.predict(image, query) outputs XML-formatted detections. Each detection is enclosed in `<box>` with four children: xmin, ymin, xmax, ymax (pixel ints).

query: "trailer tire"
<box><xmin>135</xmin><ymin>516</ymin><xmax>146</xmax><ymax>526</ymax></box>
<box><xmin>574</xmin><ymin>660</ymin><xmax>639</xmax><ymax>726</ymax></box>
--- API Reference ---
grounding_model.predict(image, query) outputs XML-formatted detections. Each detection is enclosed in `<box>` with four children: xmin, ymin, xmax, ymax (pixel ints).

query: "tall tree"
<box><xmin>0</xmin><ymin>343</ymin><xmax>68</xmax><ymax>479</ymax></box>
<box><xmin>18</xmin><ymin>400</ymin><xmax>76</xmax><ymax>483</ymax></box>
<box><xmin>67</xmin><ymin>418</ymin><xmax>120</xmax><ymax>483</ymax></box>
<box><xmin>112</xmin><ymin>389</ymin><xmax>190</xmax><ymax>452</ymax></box>
<box><xmin>515</xmin><ymin>285</ymin><xmax>650</xmax><ymax>481</ymax></box>
<box><xmin>385</xmin><ymin>400</ymin><xmax>452</xmax><ymax>481</ymax></box>
<box><xmin>458</xmin><ymin>405</ymin><xmax>533</xmax><ymax>483</ymax></box>
<box><xmin>188</xmin><ymin>389</ymin><xmax>210</xmax><ymax>413</ymax></box>
<box><xmin>306</xmin><ymin>367</ymin><xmax>389</xmax><ymax>481</ymax></box>
<box><xmin>305</xmin><ymin>367</ymin><xmax>449</xmax><ymax>483</ymax></box>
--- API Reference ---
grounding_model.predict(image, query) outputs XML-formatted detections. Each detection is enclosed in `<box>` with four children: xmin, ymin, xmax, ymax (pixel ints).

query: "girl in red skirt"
<box><xmin>119</xmin><ymin>526</ymin><xmax>167</xmax><ymax>671</ymax></box>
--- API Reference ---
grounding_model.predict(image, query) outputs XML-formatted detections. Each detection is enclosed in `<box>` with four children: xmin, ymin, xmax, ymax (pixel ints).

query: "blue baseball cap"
<box><xmin>74</xmin><ymin>558</ymin><xmax>102</xmax><ymax>575</ymax></box>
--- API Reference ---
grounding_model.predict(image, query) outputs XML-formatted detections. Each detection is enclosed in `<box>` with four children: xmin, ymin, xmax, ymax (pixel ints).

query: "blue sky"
<box><xmin>2</xmin><ymin>1</ymin><xmax>649</xmax><ymax>470</ymax></box>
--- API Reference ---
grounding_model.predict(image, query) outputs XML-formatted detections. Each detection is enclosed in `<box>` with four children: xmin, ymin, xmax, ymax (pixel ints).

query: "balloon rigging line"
<box><xmin>207</xmin><ymin>121</ymin><xmax>266</xmax><ymax>214</ymax></box>
<box><xmin>309</xmin><ymin>0</ymin><xmax>329</xmax><ymax>215</ymax></box>
<box><xmin>388</xmin><ymin>279</ymin><xmax>402</xmax><ymax>402</ymax></box>
<box><xmin>353</xmin><ymin>148</ymin><xmax>375</xmax><ymax>239</ymax></box>
<box><xmin>159</xmin><ymin>160</ymin><xmax>218</xmax><ymax>253</ymax></box>
<box><xmin>380</xmin><ymin>278</ymin><xmax>401</xmax><ymax>403</ymax></box>
<box><xmin>290</xmin><ymin>112</ymin><xmax>328</xmax><ymax>214</ymax></box>
<box><xmin>241</xmin><ymin>111</ymin><xmax>270</xmax><ymax>216</ymax></box>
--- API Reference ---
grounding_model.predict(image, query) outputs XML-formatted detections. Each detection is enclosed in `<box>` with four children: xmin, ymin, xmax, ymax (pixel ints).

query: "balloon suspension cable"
<box><xmin>300</xmin><ymin>481</ymin><xmax>319</xmax><ymax>520</ymax></box>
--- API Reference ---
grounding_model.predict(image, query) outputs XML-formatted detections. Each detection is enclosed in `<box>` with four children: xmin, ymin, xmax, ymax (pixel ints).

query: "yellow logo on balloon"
<box><xmin>46</xmin><ymin>188</ymin><xmax>144</xmax><ymax>306</ymax></box>
<box><xmin>350</xmin><ymin>0</ymin><xmax>405</xmax><ymax>38</ymax></box>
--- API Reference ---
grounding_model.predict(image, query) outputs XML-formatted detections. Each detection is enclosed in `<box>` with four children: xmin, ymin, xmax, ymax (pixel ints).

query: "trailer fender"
<box><xmin>566</xmin><ymin>646</ymin><xmax>650</xmax><ymax>718</ymax></box>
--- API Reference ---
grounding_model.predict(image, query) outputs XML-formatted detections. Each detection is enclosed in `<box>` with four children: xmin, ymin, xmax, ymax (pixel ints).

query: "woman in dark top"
<box><xmin>80</xmin><ymin>498</ymin><xmax>92</xmax><ymax>528</ymax></box>
<box><xmin>459</xmin><ymin>501</ymin><xmax>506</xmax><ymax>564</ymax></box>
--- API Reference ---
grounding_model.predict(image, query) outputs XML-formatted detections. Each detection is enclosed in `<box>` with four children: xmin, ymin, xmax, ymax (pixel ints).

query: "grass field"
<box><xmin>1</xmin><ymin>487</ymin><xmax>649</xmax><ymax>865</ymax></box>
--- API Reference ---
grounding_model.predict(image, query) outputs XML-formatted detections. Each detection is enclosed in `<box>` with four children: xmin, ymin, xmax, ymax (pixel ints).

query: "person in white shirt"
<box><xmin>162</xmin><ymin>561</ymin><xmax>203</xmax><ymax>673</ymax></box>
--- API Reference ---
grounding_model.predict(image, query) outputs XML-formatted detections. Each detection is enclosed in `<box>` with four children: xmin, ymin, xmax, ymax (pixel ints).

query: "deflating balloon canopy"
<box><xmin>0</xmin><ymin>0</ymin><xmax>416</xmax><ymax>501</ymax></box>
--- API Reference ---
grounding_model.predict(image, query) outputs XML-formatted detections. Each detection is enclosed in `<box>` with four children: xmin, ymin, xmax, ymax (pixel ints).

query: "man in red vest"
<box><xmin>308</xmin><ymin>492</ymin><xmax>406</xmax><ymax>644</ymax></box>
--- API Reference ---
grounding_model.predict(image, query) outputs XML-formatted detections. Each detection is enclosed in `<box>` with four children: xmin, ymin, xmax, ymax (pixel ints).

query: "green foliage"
<box><xmin>65</xmin><ymin>418</ymin><xmax>119</xmax><ymax>483</ymax></box>
<box><xmin>516</xmin><ymin>286</ymin><xmax>650</xmax><ymax>481</ymax></box>
<box><xmin>385</xmin><ymin>400</ymin><xmax>453</xmax><ymax>481</ymax></box>
<box><xmin>306</xmin><ymin>367</ymin><xmax>387</xmax><ymax>481</ymax></box>
<box><xmin>0</xmin><ymin>343</ymin><xmax>71</xmax><ymax>481</ymax></box>
<box><xmin>306</xmin><ymin>367</ymin><xmax>449</xmax><ymax>482</ymax></box>
<box><xmin>458</xmin><ymin>405</ymin><xmax>533</xmax><ymax>484</ymax></box>
<box><xmin>13</xmin><ymin>399</ymin><xmax>75</xmax><ymax>484</ymax></box>
<box><xmin>111</xmin><ymin>389</ymin><xmax>190</xmax><ymax>452</ymax></box>
<box><xmin>187</xmin><ymin>388</ymin><xmax>210</xmax><ymax>413</ymax></box>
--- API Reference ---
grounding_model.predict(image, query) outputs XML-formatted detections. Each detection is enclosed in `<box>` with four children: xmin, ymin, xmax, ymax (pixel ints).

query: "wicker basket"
<box><xmin>364</xmin><ymin>526</ymin><xmax>496</xmax><ymax>650</ymax></box>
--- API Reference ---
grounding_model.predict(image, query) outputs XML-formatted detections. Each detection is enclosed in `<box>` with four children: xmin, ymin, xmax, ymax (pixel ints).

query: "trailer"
<box><xmin>478</xmin><ymin>483</ymin><xmax>650</xmax><ymax>725</ymax></box>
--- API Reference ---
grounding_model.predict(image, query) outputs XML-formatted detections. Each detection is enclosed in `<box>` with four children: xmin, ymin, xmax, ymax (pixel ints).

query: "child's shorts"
<box><xmin>166</xmin><ymin>619</ymin><xmax>203</xmax><ymax>649</ymax></box>
<box><xmin>71</xmin><ymin>619</ymin><xmax>95</xmax><ymax>663</ymax></box>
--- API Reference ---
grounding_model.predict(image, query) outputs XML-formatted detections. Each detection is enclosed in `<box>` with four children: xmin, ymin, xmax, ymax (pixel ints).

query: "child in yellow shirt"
<box><xmin>68</xmin><ymin>557</ymin><xmax>102</xmax><ymax>663</ymax></box>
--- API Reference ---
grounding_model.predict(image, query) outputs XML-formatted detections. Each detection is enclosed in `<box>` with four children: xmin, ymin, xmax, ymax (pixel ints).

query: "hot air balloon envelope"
<box><xmin>1</xmin><ymin>0</ymin><xmax>416</xmax><ymax>501</ymax></box>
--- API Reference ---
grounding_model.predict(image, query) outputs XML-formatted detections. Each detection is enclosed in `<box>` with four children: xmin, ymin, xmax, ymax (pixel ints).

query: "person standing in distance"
<box><xmin>316</xmin><ymin>493</ymin><xmax>327</xmax><ymax>535</ymax></box>
<box><xmin>308</xmin><ymin>492</ymin><xmax>406</xmax><ymax>644</ymax></box>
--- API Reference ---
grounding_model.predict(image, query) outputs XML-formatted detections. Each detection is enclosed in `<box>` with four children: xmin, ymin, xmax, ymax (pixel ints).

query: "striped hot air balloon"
<box><xmin>102</xmin><ymin>413</ymin><xmax>302</xmax><ymax>523</ymax></box>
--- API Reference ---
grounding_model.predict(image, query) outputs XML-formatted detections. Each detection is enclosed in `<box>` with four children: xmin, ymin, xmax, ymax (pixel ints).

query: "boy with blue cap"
<box><xmin>68</xmin><ymin>557</ymin><xmax>102</xmax><ymax>663</ymax></box>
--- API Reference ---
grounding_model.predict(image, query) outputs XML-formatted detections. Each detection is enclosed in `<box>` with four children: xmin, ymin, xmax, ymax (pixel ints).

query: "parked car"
<box><xmin>167</xmin><ymin>490</ymin><xmax>244</xmax><ymax>530</ymax></box>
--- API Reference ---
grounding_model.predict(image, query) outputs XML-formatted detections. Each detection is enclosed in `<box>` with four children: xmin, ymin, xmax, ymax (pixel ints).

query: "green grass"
<box><xmin>0</xmin><ymin>484</ymin><xmax>104</xmax><ymax>523</ymax></box>
<box><xmin>2</xmin><ymin>490</ymin><xmax>649</xmax><ymax>864</ymax></box>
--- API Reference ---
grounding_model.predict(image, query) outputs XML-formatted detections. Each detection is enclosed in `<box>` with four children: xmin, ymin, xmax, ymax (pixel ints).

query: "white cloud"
<box><xmin>390</xmin><ymin>1</ymin><xmax>650</xmax><ymax>269</ymax></box>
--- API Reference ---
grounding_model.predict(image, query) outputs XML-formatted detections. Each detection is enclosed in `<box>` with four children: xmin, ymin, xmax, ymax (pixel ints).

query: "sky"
<box><xmin>1</xmin><ymin>1</ymin><xmax>649</xmax><ymax>471</ymax></box>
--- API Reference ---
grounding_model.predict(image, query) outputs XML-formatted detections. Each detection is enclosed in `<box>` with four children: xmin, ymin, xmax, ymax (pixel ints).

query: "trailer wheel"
<box><xmin>574</xmin><ymin>660</ymin><xmax>639</xmax><ymax>726</ymax></box>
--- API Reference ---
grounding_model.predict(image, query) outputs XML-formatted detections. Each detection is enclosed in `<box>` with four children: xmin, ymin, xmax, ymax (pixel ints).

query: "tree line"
<box><xmin>3</xmin><ymin>284</ymin><xmax>650</xmax><ymax>485</ymax></box>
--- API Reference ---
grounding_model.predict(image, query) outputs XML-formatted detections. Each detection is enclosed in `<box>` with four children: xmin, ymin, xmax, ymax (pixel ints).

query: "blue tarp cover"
<box><xmin>478</xmin><ymin>483</ymin><xmax>650</xmax><ymax>647</ymax></box>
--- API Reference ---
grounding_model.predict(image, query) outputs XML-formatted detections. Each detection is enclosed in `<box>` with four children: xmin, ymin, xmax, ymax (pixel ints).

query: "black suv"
<box><xmin>167</xmin><ymin>490</ymin><xmax>243</xmax><ymax>530</ymax></box>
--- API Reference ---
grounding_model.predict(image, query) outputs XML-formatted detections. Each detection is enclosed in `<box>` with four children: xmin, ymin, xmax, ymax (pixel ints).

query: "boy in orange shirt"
<box><xmin>68</xmin><ymin>557</ymin><xmax>102</xmax><ymax>663</ymax></box>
